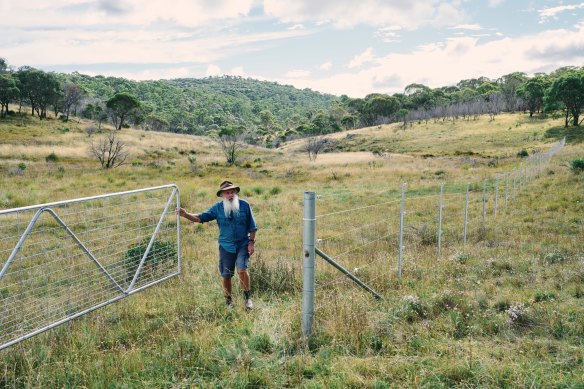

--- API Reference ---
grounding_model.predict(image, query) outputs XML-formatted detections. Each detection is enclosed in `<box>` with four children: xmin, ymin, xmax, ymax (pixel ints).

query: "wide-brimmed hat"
<box><xmin>216</xmin><ymin>180</ymin><xmax>240</xmax><ymax>197</ymax></box>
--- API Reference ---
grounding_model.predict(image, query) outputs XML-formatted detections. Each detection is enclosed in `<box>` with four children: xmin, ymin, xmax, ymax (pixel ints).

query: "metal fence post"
<box><xmin>438</xmin><ymin>183</ymin><xmax>444</xmax><ymax>258</ymax></box>
<box><xmin>482</xmin><ymin>178</ymin><xmax>487</xmax><ymax>227</ymax></box>
<box><xmin>398</xmin><ymin>184</ymin><xmax>406</xmax><ymax>278</ymax></box>
<box><xmin>519</xmin><ymin>163</ymin><xmax>523</xmax><ymax>192</ymax></box>
<box><xmin>463</xmin><ymin>183</ymin><xmax>469</xmax><ymax>247</ymax></box>
<box><xmin>513</xmin><ymin>169</ymin><xmax>517</xmax><ymax>199</ymax></box>
<box><xmin>302</xmin><ymin>192</ymin><xmax>316</xmax><ymax>338</ymax></box>
<box><xmin>494</xmin><ymin>177</ymin><xmax>499</xmax><ymax>222</ymax></box>
<box><xmin>505</xmin><ymin>174</ymin><xmax>508</xmax><ymax>210</ymax></box>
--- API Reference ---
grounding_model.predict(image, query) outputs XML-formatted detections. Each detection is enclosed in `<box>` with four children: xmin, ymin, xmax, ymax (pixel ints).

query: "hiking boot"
<box><xmin>225</xmin><ymin>296</ymin><xmax>234</xmax><ymax>309</ymax></box>
<box><xmin>245</xmin><ymin>298</ymin><xmax>253</xmax><ymax>310</ymax></box>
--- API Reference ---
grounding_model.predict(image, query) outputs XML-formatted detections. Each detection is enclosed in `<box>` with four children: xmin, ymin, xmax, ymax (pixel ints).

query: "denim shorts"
<box><xmin>218</xmin><ymin>244</ymin><xmax>249</xmax><ymax>278</ymax></box>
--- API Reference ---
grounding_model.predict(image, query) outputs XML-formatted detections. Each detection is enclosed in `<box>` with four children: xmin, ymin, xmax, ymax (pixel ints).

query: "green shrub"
<box><xmin>542</xmin><ymin>251</ymin><xmax>568</xmax><ymax>265</ymax></box>
<box><xmin>269</xmin><ymin>186</ymin><xmax>282</xmax><ymax>195</ymax></box>
<box><xmin>46</xmin><ymin>152</ymin><xmax>59</xmax><ymax>163</ymax></box>
<box><xmin>451</xmin><ymin>252</ymin><xmax>469</xmax><ymax>264</ymax></box>
<box><xmin>570</xmin><ymin>158</ymin><xmax>584</xmax><ymax>174</ymax></box>
<box><xmin>517</xmin><ymin>149</ymin><xmax>529</xmax><ymax>158</ymax></box>
<box><xmin>533</xmin><ymin>291</ymin><xmax>556</xmax><ymax>303</ymax></box>
<box><xmin>17</xmin><ymin>162</ymin><xmax>26</xmax><ymax>171</ymax></box>
<box><xmin>123</xmin><ymin>239</ymin><xmax>177</xmax><ymax>283</ymax></box>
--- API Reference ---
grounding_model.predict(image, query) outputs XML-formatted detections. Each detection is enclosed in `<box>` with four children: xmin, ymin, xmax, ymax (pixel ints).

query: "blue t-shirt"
<box><xmin>198</xmin><ymin>199</ymin><xmax>258</xmax><ymax>253</ymax></box>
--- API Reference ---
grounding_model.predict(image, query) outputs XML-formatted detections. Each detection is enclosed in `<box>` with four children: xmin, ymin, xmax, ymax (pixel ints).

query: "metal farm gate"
<box><xmin>0</xmin><ymin>185</ymin><xmax>181</xmax><ymax>350</ymax></box>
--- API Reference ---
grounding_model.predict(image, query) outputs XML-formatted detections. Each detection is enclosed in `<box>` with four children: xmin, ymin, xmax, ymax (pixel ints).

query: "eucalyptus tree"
<box><xmin>106</xmin><ymin>92</ymin><xmax>141</xmax><ymax>130</ymax></box>
<box><xmin>15</xmin><ymin>67</ymin><xmax>41</xmax><ymax>116</ymax></box>
<box><xmin>143</xmin><ymin>115</ymin><xmax>169</xmax><ymax>132</ymax></box>
<box><xmin>0</xmin><ymin>57</ymin><xmax>8</xmax><ymax>74</ymax></box>
<box><xmin>497</xmin><ymin>72</ymin><xmax>527</xmax><ymax>113</ymax></box>
<box><xmin>405</xmin><ymin>83</ymin><xmax>436</xmax><ymax>111</ymax></box>
<box><xmin>0</xmin><ymin>74</ymin><xmax>20</xmax><ymax>117</ymax></box>
<box><xmin>517</xmin><ymin>76</ymin><xmax>549</xmax><ymax>117</ymax></box>
<box><xmin>546</xmin><ymin>70</ymin><xmax>584</xmax><ymax>127</ymax></box>
<box><xmin>362</xmin><ymin>94</ymin><xmax>400</xmax><ymax>125</ymax></box>
<box><xmin>62</xmin><ymin>83</ymin><xmax>85</xmax><ymax>120</ymax></box>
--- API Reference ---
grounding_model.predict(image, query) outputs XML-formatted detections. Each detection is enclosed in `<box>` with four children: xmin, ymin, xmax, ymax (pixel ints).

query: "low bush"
<box><xmin>46</xmin><ymin>152</ymin><xmax>59</xmax><ymax>163</ymax></box>
<box><xmin>570</xmin><ymin>158</ymin><xmax>584</xmax><ymax>174</ymax></box>
<box><xmin>123</xmin><ymin>239</ymin><xmax>177</xmax><ymax>283</ymax></box>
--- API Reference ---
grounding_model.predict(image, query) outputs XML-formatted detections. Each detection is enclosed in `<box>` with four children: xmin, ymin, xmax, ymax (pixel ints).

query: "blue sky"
<box><xmin>1</xmin><ymin>0</ymin><xmax>583</xmax><ymax>97</ymax></box>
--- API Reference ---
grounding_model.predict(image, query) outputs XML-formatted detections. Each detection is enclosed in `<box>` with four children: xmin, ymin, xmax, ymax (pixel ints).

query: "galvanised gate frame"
<box><xmin>0</xmin><ymin>184</ymin><xmax>181</xmax><ymax>350</ymax></box>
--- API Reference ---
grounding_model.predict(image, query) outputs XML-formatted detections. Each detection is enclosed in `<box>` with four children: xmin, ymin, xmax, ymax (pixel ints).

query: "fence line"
<box><xmin>302</xmin><ymin>138</ymin><xmax>565</xmax><ymax>337</ymax></box>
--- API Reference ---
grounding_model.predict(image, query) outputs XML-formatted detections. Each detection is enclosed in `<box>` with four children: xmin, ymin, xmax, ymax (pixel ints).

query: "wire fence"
<box><xmin>0</xmin><ymin>184</ymin><xmax>181</xmax><ymax>350</ymax></box>
<box><xmin>301</xmin><ymin>138</ymin><xmax>566</xmax><ymax>336</ymax></box>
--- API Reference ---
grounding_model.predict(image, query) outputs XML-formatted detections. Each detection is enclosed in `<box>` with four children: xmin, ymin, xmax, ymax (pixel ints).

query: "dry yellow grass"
<box><xmin>0</xmin><ymin>109</ymin><xmax>583</xmax><ymax>387</ymax></box>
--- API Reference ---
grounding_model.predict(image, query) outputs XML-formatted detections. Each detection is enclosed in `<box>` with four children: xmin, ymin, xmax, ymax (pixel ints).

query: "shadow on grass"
<box><xmin>544</xmin><ymin>126</ymin><xmax>584</xmax><ymax>144</ymax></box>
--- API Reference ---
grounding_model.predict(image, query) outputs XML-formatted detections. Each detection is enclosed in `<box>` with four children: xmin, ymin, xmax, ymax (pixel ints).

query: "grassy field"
<box><xmin>0</xmin><ymin>110</ymin><xmax>583</xmax><ymax>387</ymax></box>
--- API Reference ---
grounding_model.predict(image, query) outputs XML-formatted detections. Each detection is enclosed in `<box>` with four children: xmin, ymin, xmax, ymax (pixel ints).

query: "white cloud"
<box><xmin>206</xmin><ymin>64</ymin><xmax>222</xmax><ymax>76</ymax></box>
<box><xmin>288</xmin><ymin>24</ymin><xmax>305</xmax><ymax>30</ymax></box>
<box><xmin>2</xmin><ymin>0</ymin><xmax>256</xmax><ymax>28</ymax></box>
<box><xmin>488</xmin><ymin>0</ymin><xmax>505</xmax><ymax>7</ymax></box>
<box><xmin>230</xmin><ymin>66</ymin><xmax>246</xmax><ymax>76</ymax></box>
<box><xmin>348</xmin><ymin>48</ymin><xmax>375</xmax><ymax>69</ymax></box>
<box><xmin>263</xmin><ymin>0</ymin><xmax>466</xmax><ymax>29</ymax></box>
<box><xmin>375</xmin><ymin>26</ymin><xmax>402</xmax><ymax>42</ymax></box>
<box><xmin>450</xmin><ymin>24</ymin><xmax>483</xmax><ymax>30</ymax></box>
<box><xmin>275</xmin><ymin>24</ymin><xmax>584</xmax><ymax>97</ymax></box>
<box><xmin>1</xmin><ymin>26</ymin><xmax>313</xmax><ymax>68</ymax></box>
<box><xmin>285</xmin><ymin>69</ymin><xmax>311</xmax><ymax>78</ymax></box>
<box><xmin>319</xmin><ymin>61</ymin><xmax>333</xmax><ymax>71</ymax></box>
<box><xmin>539</xmin><ymin>2</ymin><xmax>584</xmax><ymax>23</ymax></box>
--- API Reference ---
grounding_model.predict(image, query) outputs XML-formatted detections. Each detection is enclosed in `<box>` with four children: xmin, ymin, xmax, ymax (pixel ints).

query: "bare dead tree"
<box><xmin>90</xmin><ymin>132</ymin><xmax>128</xmax><ymax>169</ymax></box>
<box><xmin>304</xmin><ymin>135</ymin><xmax>328</xmax><ymax>161</ymax></box>
<box><xmin>218</xmin><ymin>134</ymin><xmax>244</xmax><ymax>165</ymax></box>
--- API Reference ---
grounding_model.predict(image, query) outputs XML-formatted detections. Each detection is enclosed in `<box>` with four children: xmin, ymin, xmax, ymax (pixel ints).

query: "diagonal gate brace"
<box><xmin>315</xmin><ymin>247</ymin><xmax>382</xmax><ymax>300</ymax></box>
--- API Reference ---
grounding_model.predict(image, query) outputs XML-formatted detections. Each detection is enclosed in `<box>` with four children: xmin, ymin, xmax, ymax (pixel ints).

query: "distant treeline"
<box><xmin>1</xmin><ymin>57</ymin><xmax>583</xmax><ymax>146</ymax></box>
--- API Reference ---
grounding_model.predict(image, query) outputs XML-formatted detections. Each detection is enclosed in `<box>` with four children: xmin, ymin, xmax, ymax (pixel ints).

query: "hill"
<box><xmin>62</xmin><ymin>73</ymin><xmax>337</xmax><ymax>136</ymax></box>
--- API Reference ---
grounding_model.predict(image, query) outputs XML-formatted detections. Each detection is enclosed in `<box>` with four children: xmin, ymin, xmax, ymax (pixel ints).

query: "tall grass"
<box><xmin>0</xmin><ymin>112</ymin><xmax>583</xmax><ymax>386</ymax></box>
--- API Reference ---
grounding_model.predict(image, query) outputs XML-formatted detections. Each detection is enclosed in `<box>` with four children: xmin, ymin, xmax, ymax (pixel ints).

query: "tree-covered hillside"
<box><xmin>1</xmin><ymin>56</ymin><xmax>583</xmax><ymax>149</ymax></box>
<box><xmin>65</xmin><ymin>73</ymin><xmax>337</xmax><ymax>143</ymax></box>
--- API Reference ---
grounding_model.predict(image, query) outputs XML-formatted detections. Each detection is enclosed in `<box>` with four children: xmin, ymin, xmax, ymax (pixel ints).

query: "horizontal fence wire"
<box><xmin>0</xmin><ymin>185</ymin><xmax>180</xmax><ymax>351</ymax></box>
<box><xmin>310</xmin><ymin>139</ymin><xmax>565</xmax><ymax>318</ymax></box>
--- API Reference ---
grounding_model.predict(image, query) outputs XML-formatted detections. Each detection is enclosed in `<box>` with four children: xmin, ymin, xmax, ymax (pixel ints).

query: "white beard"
<box><xmin>223</xmin><ymin>195</ymin><xmax>240</xmax><ymax>218</ymax></box>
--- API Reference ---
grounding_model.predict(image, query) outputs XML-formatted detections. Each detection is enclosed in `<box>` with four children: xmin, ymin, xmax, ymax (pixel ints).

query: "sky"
<box><xmin>1</xmin><ymin>0</ymin><xmax>584</xmax><ymax>97</ymax></box>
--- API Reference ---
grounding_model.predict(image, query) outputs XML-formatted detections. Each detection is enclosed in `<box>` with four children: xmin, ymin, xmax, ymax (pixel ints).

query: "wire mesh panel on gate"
<box><xmin>0</xmin><ymin>185</ymin><xmax>180</xmax><ymax>350</ymax></box>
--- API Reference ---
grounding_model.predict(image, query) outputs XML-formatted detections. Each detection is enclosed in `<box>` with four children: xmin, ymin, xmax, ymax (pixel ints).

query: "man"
<box><xmin>178</xmin><ymin>181</ymin><xmax>257</xmax><ymax>310</ymax></box>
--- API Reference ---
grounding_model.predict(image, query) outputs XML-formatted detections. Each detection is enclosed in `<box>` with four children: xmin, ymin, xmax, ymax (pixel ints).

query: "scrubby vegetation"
<box><xmin>0</xmin><ymin>107</ymin><xmax>582</xmax><ymax>386</ymax></box>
